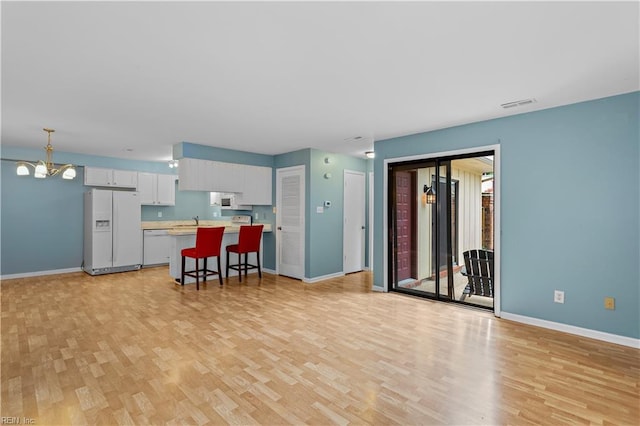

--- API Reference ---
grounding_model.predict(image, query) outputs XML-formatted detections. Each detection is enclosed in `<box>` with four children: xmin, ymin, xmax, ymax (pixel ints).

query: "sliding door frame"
<box><xmin>382</xmin><ymin>144</ymin><xmax>501</xmax><ymax>316</ymax></box>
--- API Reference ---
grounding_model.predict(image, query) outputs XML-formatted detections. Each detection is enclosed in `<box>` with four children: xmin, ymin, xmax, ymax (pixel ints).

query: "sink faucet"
<box><xmin>193</xmin><ymin>215</ymin><xmax>199</xmax><ymax>226</ymax></box>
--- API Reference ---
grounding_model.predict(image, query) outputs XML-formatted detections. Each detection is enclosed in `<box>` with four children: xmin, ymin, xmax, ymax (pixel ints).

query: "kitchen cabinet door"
<box><xmin>155</xmin><ymin>174</ymin><xmax>176</xmax><ymax>205</ymax></box>
<box><xmin>213</xmin><ymin>161</ymin><xmax>234</xmax><ymax>192</ymax></box>
<box><xmin>84</xmin><ymin>167</ymin><xmax>112</xmax><ymax>186</ymax></box>
<box><xmin>242</xmin><ymin>165</ymin><xmax>272</xmax><ymax>205</ymax></box>
<box><xmin>139</xmin><ymin>173</ymin><xmax>176</xmax><ymax>205</ymax></box>
<box><xmin>256</xmin><ymin>166</ymin><xmax>272</xmax><ymax>205</ymax></box>
<box><xmin>241</xmin><ymin>165</ymin><xmax>259</xmax><ymax>204</ymax></box>
<box><xmin>204</xmin><ymin>160</ymin><xmax>219</xmax><ymax>192</ymax></box>
<box><xmin>179</xmin><ymin>158</ymin><xmax>203</xmax><ymax>191</ymax></box>
<box><xmin>84</xmin><ymin>167</ymin><xmax>137</xmax><ymax>188</ymax></box>
<box><xmin>137</xmin><ymin>172</ymin><xmax>156</xmax><ymax>204</ymax></box>
<box><xmin>112</xmin><ymin>169</ymin><xmax>138</xmax><ymax>188</ymax></box>
<box><xmin>227</xmin><ymin>163</ymin><xmax>245</xmax><ymax>193</ymax></box>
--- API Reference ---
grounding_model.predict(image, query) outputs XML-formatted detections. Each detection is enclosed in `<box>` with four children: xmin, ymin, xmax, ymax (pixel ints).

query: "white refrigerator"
<box><xmin>83</xmin><ymin>189</ymin><xmax>142</xmax><ymax>275</ymax></box>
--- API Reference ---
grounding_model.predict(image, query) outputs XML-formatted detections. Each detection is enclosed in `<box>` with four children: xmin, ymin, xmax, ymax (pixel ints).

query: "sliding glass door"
<box><xmin>389</xmin><ymin>159</ymin><xmax>453</xmax><ymax>300</ymax></box>
<box><xmin>388</xmin><ymin>152</ymin><xmax>494</xmax><ymax>309</ymax></box>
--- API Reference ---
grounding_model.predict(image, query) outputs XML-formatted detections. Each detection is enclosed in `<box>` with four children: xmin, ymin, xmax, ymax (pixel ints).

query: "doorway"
<box><xmin>276</xmin><ymin>165</ymin><xmax>305</xmax><ymax>280</ymax></box>
<box><xmin>393</xmin><ymin>170</ymin><xmax>417</xmax><ymax>284</ymax></box>
<box><xmin>388</xmin><ymin>151</ymin><xmax>495</xmax><ymax>310</ymax></box>
<box><xmin>343</xmin><ymin>170</ymin><xmax>365</xmax><ymax>274</ymax></box>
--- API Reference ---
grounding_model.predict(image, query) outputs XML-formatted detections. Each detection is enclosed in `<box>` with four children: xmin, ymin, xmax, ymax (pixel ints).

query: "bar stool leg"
<box><xmin>195</xmin><ymin>258</ymin><xmax>199</xmax><ymax>291</ymax></box>
<box><xmin>181</xmin><ymin>255</ymin><xmax>185</xmax><ymax>286</ymax></box>
<box><xmin>217</xmin><ymin>256</ymin><xmax>223</xmax><ymax>285</ymax></box>
<box><xmin>257</xmin><ymin>250</ymin><xmax>262</xmax><ymax>278</ymax></box>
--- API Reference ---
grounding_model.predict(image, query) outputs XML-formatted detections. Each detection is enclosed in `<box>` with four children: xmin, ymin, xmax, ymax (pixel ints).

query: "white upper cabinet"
<box><xmin>137</xmin><ymin>172</ymin><xmax>155</xmax><ymax>204</ymax></box>
<box><xmin>177</xmin><ymin>158</ymin><xmax>272</xmax><ymax>204</ymax></box>
<box><xmin>221</xmin><ymin>162</ymin><xmax>245</xmax><ymax>193</ymax></box>
<box><xmin>241</xmin><ymin>165</ymin><xmax>272</xmax><ymax>205</ymax></box>
<box><xmin>204</xmin><ymin>161</ymin><xmax>243</xmax><ymax>193</ymax></box>
<box><xmin>156</xmin><ymin>174</ymin><xmax>177</xmax><ymax>205</ymax></box>
<box><xmin>84</xmin><ymin>167</ymin><xmax>138</xmax><ymax>189</ymax></box>
<box><xmin>138</xmin><ymin>172</ymin><xmax>176</xmax><ymax>205</ymax></box>
<box><xmin>179</xmin><ymin>158</ymin><xmax>205</xmax><ymax>191</ymax></box>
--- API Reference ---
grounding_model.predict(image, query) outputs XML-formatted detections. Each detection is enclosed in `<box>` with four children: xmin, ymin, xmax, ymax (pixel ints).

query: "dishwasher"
<box><xmin>143</xmin><ymin>229</ymin><xmax>171</xmax><ymax>266</ymax></box>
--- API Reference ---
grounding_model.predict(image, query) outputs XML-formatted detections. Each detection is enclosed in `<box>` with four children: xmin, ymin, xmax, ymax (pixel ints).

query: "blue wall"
<box><xmin>0</xmin><ymin>148</ymin><xmax>178</xmax><ymax>275</ymax></box>
<box><xmin>373</xmin><ymin>91</ymin><xmax>639</xmax><ymax>339</ymax></box>
<box><xmin>308</xmin><ymin>149</ymin><xmax>369</xmax><ymax>278</ymax></box>
<box><xmin>1</xmin><ymin>160</ymin><xmax>86</xmax><ymax>274</ymax></box>
<box><xmin>270</xmin><ymin>148</ymin><xmax>369</xmax><ymax>279</ymax></box>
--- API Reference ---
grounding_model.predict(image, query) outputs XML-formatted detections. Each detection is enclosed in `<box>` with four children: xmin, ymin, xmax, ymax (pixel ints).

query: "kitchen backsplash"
<box><xmin>140</xmin><ymin>188</ymin><xmax>255</xmax><ymax>221</ymax></box>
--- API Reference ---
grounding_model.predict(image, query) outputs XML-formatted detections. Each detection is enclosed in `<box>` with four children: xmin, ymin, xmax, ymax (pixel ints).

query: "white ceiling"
<box><xmin>2</xmin><ymin>1</ymin><xmax>638</xmax><ymax>162</ymax></box>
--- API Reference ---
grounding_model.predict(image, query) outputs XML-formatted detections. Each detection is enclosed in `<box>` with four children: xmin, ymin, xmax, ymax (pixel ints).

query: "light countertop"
<box><xmin>141</xmin><ymin>220</ymin><xmax>271</xmax><ymax>235</ymax></box>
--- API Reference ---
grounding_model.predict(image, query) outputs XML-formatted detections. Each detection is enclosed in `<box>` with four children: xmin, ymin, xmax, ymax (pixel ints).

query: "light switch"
<box><xmin>316</xmin><ymin>206</ymin><xmax>324</xmax><ymax>213</ymax></box>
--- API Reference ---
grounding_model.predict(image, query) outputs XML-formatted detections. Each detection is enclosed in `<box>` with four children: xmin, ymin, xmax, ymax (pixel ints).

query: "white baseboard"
<box><xmin>500</xmin><ymin>312</ymin><xmax>640</xmax><ymax>349</ymax></box>
<box><xmin>262</xmin><ymin>268</ymin><xmax>276</xmax><ymax>275</ymax></box>
<box><xmin>371</xmin><ymin>285</ymin><xmax>385</xmax><ymax>292</ymax></box>
<box><xmin>303</xmin><ymin>271</ymin><xmax>345</xmax><ymax>283</ymax></box>
<box><xmin>1</xmin><ymin>267</ymin><xmax>83</xmax><ymax>281</ymax></box>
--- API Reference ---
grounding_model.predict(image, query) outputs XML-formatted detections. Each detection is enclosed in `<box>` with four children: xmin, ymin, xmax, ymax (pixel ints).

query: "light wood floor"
<box><xmin>2</xmin><ymin>268</ymin><xmax>638</xmax><ymax>425</ymax></box>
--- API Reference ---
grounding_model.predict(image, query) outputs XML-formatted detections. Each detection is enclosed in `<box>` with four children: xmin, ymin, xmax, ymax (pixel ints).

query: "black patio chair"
<box><xmin>460</xmin><ymin>249</ymin><xmax>494</xmax><ymax>301</ymax></box>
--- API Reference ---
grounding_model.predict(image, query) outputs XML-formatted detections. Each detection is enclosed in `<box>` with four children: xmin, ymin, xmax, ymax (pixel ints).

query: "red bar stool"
<box><xmin>226</xmin><ymin>224</ymin><xmax>264</xmax><ymax>282</ymax></box>
<box><xmin>181</xmin><ymin>227</ymin><xmax>225</xmax><ymax>290</ymax></box>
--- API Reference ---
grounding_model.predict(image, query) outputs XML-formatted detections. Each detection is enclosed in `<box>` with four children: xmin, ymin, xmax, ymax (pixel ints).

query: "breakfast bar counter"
<box><xmin>166</xmin><ymin>223</ymin><xmax>271</xmax><ymax>284</ymax></box>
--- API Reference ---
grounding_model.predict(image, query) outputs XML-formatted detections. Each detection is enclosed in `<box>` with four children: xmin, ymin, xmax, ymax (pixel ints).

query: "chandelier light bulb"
<box><xmin>62</xmin><ymin>167</ymin><xmax>76</xmax><ymax>180</ymax></box>
<box><xmin>34</xmin><ymin>163</ymin><xmax>47</xmax><ymax>178</ymax></box>
<box><xmin>16</xmin><ymin>163</ymin><xmax>30</xmax><ymax>176</ymax></box>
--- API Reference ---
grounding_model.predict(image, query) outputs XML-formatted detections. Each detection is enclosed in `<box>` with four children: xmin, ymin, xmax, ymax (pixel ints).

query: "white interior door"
<box><xmin>276</xmin><ymin>166</ymin><xmax>305</xmax><ymax>279</ymax></box>
<box><xmin>344</xmin><ymin>170</ymin><xmax>365</xmax><ymax>274</ymax></box>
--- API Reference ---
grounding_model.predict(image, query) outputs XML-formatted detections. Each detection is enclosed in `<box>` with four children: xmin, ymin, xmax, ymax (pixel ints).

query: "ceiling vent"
<box><xmin>343</xmin><ymin>135</ymin><xmax>365</xmax><ymax>143</ymax></box>
<box><xmin>500</xmin><ymin>98</ymin><xmax>537</xmax><ymax>109</ymax></box>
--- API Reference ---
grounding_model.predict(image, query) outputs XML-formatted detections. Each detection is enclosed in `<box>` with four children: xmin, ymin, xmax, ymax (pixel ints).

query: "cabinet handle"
<box><xmin>277</xmin><ymin>226</ymin><xmax>282</xmax><ymax>230</ymax></box>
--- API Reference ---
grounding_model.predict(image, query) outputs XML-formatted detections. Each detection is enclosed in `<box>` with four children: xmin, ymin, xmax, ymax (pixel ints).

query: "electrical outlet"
<box><xmin>157</xmin><ymin>211</ymin><xmax>162</xmax><ymax>218</ymax></box>
<box><xmin>604</xmin><ymin>297</ymin><xmax>615</xmax><ymax>310</ymax></box>
<box><xmin>554</xmin><ymin>290</ymin><xmax>565</xmax><ymax>304</ymax></box>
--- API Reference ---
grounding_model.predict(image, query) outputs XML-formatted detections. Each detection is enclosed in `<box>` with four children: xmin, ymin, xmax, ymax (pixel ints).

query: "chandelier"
<box><xmin>16</xmin><ymin>128</ymin><xmax>76</xmax><ymax>179</ymax></box>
